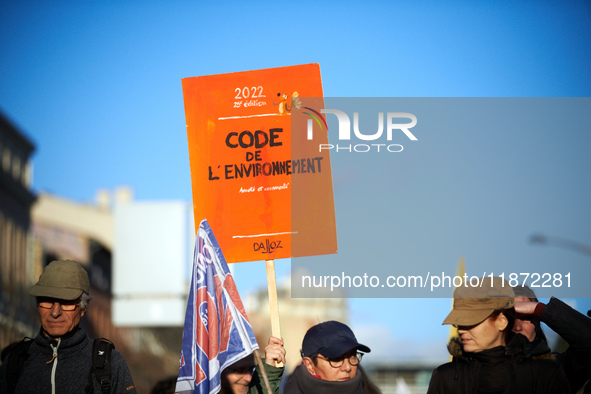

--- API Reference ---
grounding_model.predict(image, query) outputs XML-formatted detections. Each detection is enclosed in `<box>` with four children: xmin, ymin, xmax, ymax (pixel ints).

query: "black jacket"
<box><xmin>0</xmin><ymin>327</ymin><xmax>136</xmax><ymax>393</ymax></box>
<box><xmin>427</xmin><ymin>334</ymin><xmax>569</xmax><ymax>394</ymax></box>
<box><xmin>283</xmin><ymin>363</ymin><xmax>364</xmax><ymax>394</ymax></box>
<box><xmin>530</xmin><ymin>297</ymin><xmax>591</xmax><ymax>393</ymax></box>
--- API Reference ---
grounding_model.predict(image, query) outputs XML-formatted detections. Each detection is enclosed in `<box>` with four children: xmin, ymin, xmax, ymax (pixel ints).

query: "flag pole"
<box><xmin>254</xmin><ymin>349</ymin><xmax>273</xmax><ymax>394</ymax></box>
<box><xmin>265</xmin><ymin>259</ymin><xmax>283</xmax><ymax>367</ymax></box>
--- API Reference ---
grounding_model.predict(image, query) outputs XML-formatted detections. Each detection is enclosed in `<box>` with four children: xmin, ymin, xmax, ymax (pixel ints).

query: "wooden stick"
<box><xmin>265</xmin><ymin>259</ymin><xmax>283</xmax><ymax>367</ymax></box>
<box><xmin>254</xmin><ymin>349</ymin><xmax>272</xmax><ymax>394</ymax></box>
<box><xmin>265</xmin><ymin>259</ymin><xmax>281</xmax><ymax>338</ymax></box>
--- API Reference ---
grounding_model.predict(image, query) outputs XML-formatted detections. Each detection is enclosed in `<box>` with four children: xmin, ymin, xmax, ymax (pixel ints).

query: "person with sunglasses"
<box><xmin>284</xmin><ymin>320</ymin><xmax>371</xmax><ymax>393</ymax></box>
<box><xmin>220</xmin><ymin>336</ymin><xmax>286</xmax><ymax>394</ymax></box>
<box><xmin>513</xmin><ymin>285</ymin><xmax>591</xmax><ymax>393</ymax></box>
<box><xmin>0</xmin><ymin>259</ymin><xmax>136</xmax><ymax>393</ymax></box>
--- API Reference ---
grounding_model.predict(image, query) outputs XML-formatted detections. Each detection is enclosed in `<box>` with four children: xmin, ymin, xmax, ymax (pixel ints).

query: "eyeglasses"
<box><xmin>37</xmin><ymin>299</ymin><xmax>80</xmax><ymax>311</ymax></box>
<box><xmin>226</xmin><ymin>366</ymin><xmax>256</xmax><ymax>375</ymax></box>
<box><xmin>317</xmin><ymin>352</ymin><xmax>363</xmax><ymax>368</ymax></box>
<box><xmin>515</xmin><ymin>313</ymin><xmax>536</xmax><ymax>322</ymax></box>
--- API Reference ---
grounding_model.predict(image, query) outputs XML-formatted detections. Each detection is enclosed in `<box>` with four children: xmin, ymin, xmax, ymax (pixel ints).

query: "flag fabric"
<box><xmin>176</xmin><ymin>219</ymin><xmax>259</xmax><ymax>394</ymax></box>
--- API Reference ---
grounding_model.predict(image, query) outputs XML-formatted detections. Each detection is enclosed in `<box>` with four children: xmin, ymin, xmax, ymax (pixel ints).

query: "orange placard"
<box><xmin>182</xmin><ymin>64</ymin><xmax>337</xmax><ymax>263</ymax></box>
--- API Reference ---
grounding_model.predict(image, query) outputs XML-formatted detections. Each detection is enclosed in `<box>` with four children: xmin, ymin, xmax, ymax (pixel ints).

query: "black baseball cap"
<box><xmin>301</xmin><ymin>321</ymin><xmax>370</xmax><ymax>359</ymax></box>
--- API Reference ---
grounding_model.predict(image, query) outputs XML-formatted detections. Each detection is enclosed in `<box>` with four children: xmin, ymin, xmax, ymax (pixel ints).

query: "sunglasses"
<box><xmin>37</xmin><ymin>298</ymin><xmax>80</xmax><ymax>311</ymax></box>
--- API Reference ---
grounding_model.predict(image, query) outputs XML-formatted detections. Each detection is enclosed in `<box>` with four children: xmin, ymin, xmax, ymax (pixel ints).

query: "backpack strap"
<box><xmin>86</xmin><ymin>338</ymin><xmax>114</xmax><ymax>394</ymax></box>
<box><xmin>5</xmin><ymin>337</ymin><xmax>33</xmax><ymax>394</ymax></box>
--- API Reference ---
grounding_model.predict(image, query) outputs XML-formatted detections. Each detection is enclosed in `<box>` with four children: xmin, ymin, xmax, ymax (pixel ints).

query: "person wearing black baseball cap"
<box><xmin>0</xmin><ymin>260</ymin><xmax>137</xmax><ymax>393</ymax></box>
<box><xmin>284</xmin><ymin>320</ymin><xmax>371</xmax><ymax>393</ymax></box>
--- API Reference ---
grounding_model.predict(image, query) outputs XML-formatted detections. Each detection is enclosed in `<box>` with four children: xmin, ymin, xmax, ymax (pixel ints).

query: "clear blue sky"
<box><xmin>2</xmin><ymin>1</ymin><xmax>590</xmax><ymax>364</ymax></box>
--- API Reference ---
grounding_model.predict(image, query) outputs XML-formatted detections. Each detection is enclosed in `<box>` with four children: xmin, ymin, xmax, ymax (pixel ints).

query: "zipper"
<box><xmin>48</xmin><ymin>339</ymin><xmax>61</xmax><ymax>394</ymax></box>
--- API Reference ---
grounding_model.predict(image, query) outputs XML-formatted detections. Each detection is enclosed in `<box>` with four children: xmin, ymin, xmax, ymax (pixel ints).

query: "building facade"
<box><xmin>0</xmin><ymin>112</ymin><xmax>37</xmax><ymax>347</ymax></box>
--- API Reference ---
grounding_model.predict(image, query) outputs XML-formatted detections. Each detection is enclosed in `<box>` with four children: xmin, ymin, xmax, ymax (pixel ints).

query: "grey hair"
<box><xmin>80</xmin><ymin>292</ymin><xmax>92</xmax><ymax>310</ymax></box>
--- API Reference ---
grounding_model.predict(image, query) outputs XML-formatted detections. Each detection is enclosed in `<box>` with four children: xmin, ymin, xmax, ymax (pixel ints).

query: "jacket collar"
<box><xmin>286</xmin><ymin>363</ymin><xmax>365</xmax><ymax>394</ymax></box>
<box><xmin>35</xmin><ymin>326</ymin><xmax>87</xmax><ymax>357</ymax></box>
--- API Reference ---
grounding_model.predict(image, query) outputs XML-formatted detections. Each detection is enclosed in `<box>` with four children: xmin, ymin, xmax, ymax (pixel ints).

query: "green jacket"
<box><xmin>249</xmin><ymin>359</ymin><xmax>284</xmax><ymax>394</ymax></box>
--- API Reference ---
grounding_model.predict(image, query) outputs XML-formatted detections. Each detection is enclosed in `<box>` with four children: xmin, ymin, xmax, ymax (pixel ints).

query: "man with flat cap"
<box><xmin>284</xmin><ymin>320</ymin><xmax>371</xmax><ymax>394</ymax></box>
<box><xmin>0</xmin><ymin>259</ymin><xmax>136</xmax><ymax>393</ymax></box>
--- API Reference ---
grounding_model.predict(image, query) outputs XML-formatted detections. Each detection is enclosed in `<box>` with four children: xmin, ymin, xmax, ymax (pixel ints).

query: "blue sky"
<box><xmin>1</xmin><ymin>1</ymin><xmax>590</xmax><ymax>363</ymax></box>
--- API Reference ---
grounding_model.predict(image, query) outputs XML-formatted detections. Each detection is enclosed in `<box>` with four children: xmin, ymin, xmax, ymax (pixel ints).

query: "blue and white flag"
<box><xmin>176</xmin><ymin>219</ymin><xmax>259</xmax><ymax>394</ymax></box>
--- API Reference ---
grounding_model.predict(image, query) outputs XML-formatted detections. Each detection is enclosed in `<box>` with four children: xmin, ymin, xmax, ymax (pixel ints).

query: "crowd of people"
<box><xmin>1</xmin><ymin>259</ymin><xmax>590</xmax><ymax>393</ymax></box>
